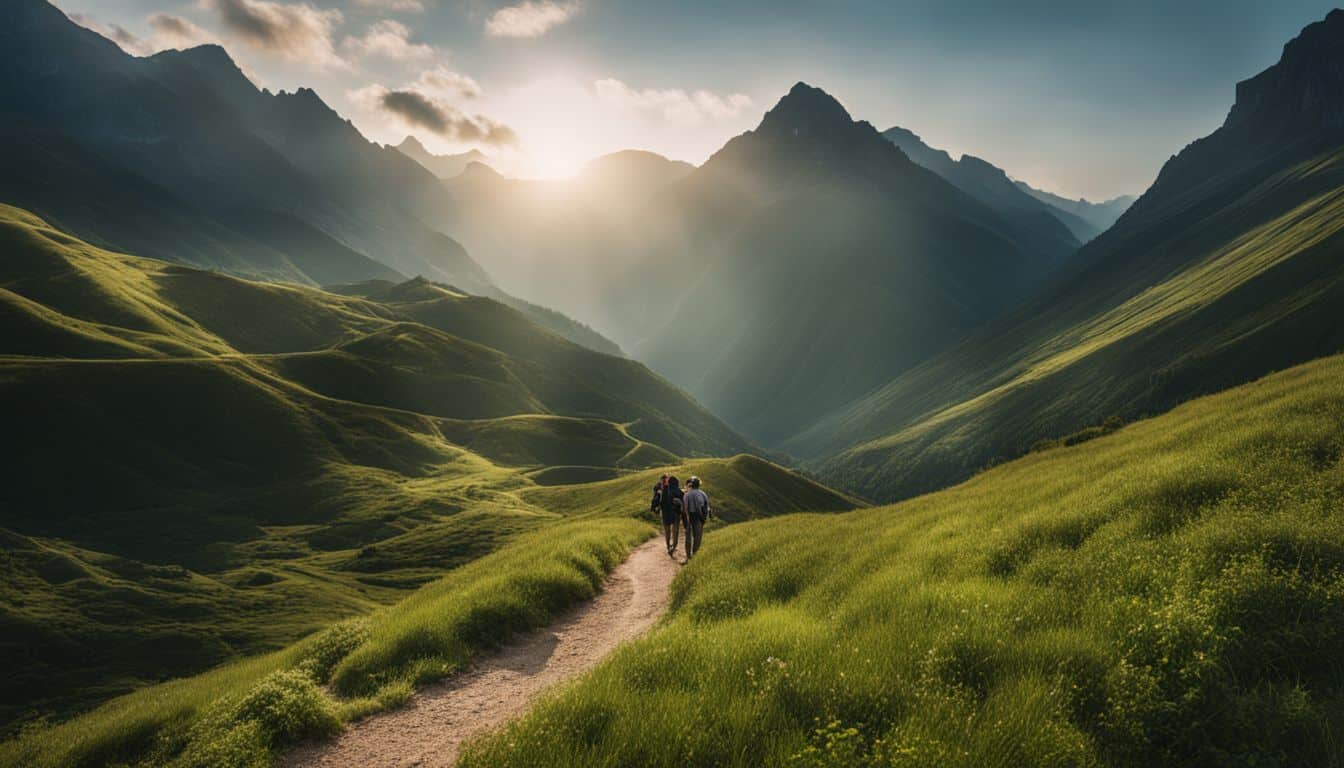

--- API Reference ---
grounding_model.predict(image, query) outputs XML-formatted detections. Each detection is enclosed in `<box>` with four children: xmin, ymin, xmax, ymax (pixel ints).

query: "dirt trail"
<box><xmin>285</xmin><ymin>537</ymin><xmax>681</xmax><ymax>768</ymax></box>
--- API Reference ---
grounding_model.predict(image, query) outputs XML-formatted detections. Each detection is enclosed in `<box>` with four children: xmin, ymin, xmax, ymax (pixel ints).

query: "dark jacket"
<box><xmin>661</xmin><ymin>484</ymin><xmax>684</xmax><ymax>515</ymax></box>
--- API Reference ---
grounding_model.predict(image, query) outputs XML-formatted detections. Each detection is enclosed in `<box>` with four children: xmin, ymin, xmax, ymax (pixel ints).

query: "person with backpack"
<box><xmin>659</xmin><ymin>475</ymin><xmax>685</xmax><ymax>558</ymax></box>
<box><xmin>682</xmin><ymin>475</ymin><xmax>711</xmax><ymax>559</ymax></box>
<box><xmin>650</xmin><ymin>474</ymin><xmax>667</xmax><ymax>517</ymax></box>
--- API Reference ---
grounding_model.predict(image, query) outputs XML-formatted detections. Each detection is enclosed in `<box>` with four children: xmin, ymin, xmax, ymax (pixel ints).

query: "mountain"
<box><xmin>578</xmin><ymin>149</ymin><xmax>695</xmax><ymax>190</ymax></box>
<box><xmin>0</xmin><ymin>119</ymin><xmax>404</xmax><ymax>286</ymax></box>
<box><xmin>883</xmin><ymin>125</ymin><xmax>1098</xmax><ymax>244</ymax></box>
<box><xmin>788</xmin><ymin>10</ymin><xmax>1344</xmax><ymax>501</ymax></box>
<box><xmin>619</xmin><ymin>83</ymin><xmax>1077</xmax><ymax>444</ymax></box>
<box><xmin>395</xmin><ymin>136</ymin><xmax>488</xmax><ymax>179</ymax></box>
<box><xmin>0</xmin><ymin>203</ymin><xmax>759</xmax><ymax>728</ymax></box>
<box><xmin>436</xmin><ymin>150</ymin><xmax>697</xmax><ymax>328</ymax></box>
<box><xmin>458</xmin><ymin>348</ymin><xmax>1344</xmax><ymax>768</ymax></box>
<box><xmin>1014</xmin><ymin>180</ymin><xmax>1136</xmax><ymax>235</ymax></box>
<box><xmin>0</xmin><ymin>0</ymin><xmax>485</xmax><ymax>290</ymax></box>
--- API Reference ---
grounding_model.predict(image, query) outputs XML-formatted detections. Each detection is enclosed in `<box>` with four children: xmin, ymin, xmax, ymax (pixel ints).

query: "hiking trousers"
<box><xmin>664</xmin><ymin>518</ymin><xmax>681</xmax><ymax>553</ymax></box>
<box><xmin>685</xmin><ymin>516</ymin><xmax>704</xmax><ymax>558</ymax></box>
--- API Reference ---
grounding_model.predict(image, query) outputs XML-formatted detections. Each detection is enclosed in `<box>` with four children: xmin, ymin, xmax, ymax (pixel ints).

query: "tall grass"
<box><xmin>0</xmin><ymin>518</ymin><xmax>650</xmax><ymax>768</ymax></box>
<box><xmin>462</xmin><ymin>355</ymin><xmax>1344</xmax><ymax>767</ymax></box>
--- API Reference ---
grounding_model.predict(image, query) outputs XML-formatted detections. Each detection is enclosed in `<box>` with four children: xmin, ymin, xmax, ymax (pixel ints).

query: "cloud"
<box><xmin>412</xmin><ymin>66</ymin><xmax>482</xmax><ymax>99</ymax></box>
<box><xmin>594</xmin><ymin>78</ymin><xmax>753</xmax><ymax>125</ymax></box>
<box><xmin>202</xmin><ymin>0</ymin><xmax>347</xmax><ymax>70</ymax></box>
<box><xmin>147</xmin><ymin>13</ymin><xmax>216</xmax><ymax>49</ymax></box>
<box><xmin>69</xmin><ymin>12</ymin><xmax>152</xmax><ymax>54</ymax></box>
<box><xmin>485</xmin><ymin>0</ymin><xmax>579</xmax><ymax>39</ymax></box>
<box><xmin>350</xmin><ymin>83</ymin><xmax>517</xmax><ymax>145</ymax></box>
<box><xmin>353</xmin><ymin>0</ymin><xmax>425</xmax><ymax>12</ymax></box>
<box><xmin>343</xmin><ymin>19</ymin><xmax>434</xmax><ymax>61</ymax></box>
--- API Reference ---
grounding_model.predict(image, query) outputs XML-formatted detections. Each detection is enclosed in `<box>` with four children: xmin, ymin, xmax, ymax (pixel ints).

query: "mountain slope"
<box><xmin>0</xmin><ymin>0</ymin><xmax>486</xmax><ymax>290</ymax></box>
<box><xmin>883</xmin><ymin>125</ymin><xmax>1095</xmax><ymax>245</ymax></box>
<box><xmin>790</xmin><ymin>10</ymin><xmax>1344</xmax><ymax>501</ymax></box>
<box><xmin>0</xmin><ymin>204</ymin><xmax>771</xmax><ymax>728</ymax></box>
<box><xmin>463</xmin><ymin>347</ymin><xmax>1344</xmax><ymax>768</ymax></box>
<box><xmin>627</xmin><ymin>83</ymin><xmax>1073</xmax><ymax>444</ymax></box>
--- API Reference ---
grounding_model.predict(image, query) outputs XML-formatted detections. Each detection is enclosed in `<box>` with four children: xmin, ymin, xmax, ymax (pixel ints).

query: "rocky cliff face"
<box><xmin>1225</xmin><ymin>9</ymin><xmax>1344</xmax><ymax>136</ymax></box>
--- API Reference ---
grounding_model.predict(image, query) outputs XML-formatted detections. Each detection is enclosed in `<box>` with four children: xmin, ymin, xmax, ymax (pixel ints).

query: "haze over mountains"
<box><xmin>394</xmin><ymin>137</ymin><xmax>489</xmax><ymax>180</ymax></box>
<box><xmin>789</xmin><ymin>8</ymin><xmax>1344</xmax><ymax>500</ymax></box>
<box><xmin>5</xmin><ymin>1</ymin><xmax>1344</xmax><ymax>765</ymax></box>
<box><xmin>0</xmin><ymin>0</ymin><xmax>623</xmax><ymax>355</ymax></box>
<box><xmin>882</xmin><ymin>125</ymin><xmax>1129</xmax><ymax>243</ymax></box>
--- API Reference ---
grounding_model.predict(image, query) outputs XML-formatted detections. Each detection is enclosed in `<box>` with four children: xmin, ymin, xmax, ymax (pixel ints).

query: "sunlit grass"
<box><xmin>0</xmin><ymin>519</ymin><xmax>650</xmax><ymax>768</ymax></box>
<box><xmin>462</xmin><ymin>354</ymin><xmax>1344</xmax><ymax>767</ymax></box>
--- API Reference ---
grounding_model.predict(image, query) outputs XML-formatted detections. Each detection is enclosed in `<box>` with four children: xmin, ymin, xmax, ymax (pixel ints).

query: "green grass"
<box><xmin>461</xmin><ymin>353</ymin><xmax>1344</xmax><ymax>768</ymax></box>
<box><xmin>0</xmin><ymin>519</ymin><xmax>651</xmax><ymax>768</ymax></box>
<box><xmin>0</xmin><ymin>203</ymin><xmax>772</xmax><ymax>729</ymax></box>
<box><xmin>0</xmin><ymin>449</ymin><xmax>855</xmax><ymax>766</ymax></box>
<box><xmin>518</xmin><ymin>454</ymin><xmax>861</xmax><ymax>523</ymax></box>
<box><xmin>791</xmin><ymin>134</ymin><xmax>1344</xmax><ymax>503</ymax></box>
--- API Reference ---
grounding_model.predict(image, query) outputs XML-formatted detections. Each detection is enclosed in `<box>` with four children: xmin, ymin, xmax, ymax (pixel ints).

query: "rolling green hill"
<box><xmin>788</xmin><ymin>11</ymin><xmax>1344</xmax><ymax>502</ymax></box>
<box><xmin>461</xmin><ymin>349</ymin><xmax>1344</xmax><ymax>768</ymax></box>
<box><xmin>0</xmin><ymin>204</ymin><xmax>779</xmax><ymax>732</ymax></box>
<box><xmin>0</xmin><ymin>455</ymin><xmax>856</xmax><ymax>768</ymax></box>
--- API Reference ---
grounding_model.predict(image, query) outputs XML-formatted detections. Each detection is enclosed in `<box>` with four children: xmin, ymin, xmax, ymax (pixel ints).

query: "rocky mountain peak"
<box><xmin>757</xmin><ymin>82</ymin><xmax>859</xmax><ymax>138</ymax></box>
<box><xmin>1224</xmin><ymin>9</ymin><xmax>1344</xmax><ymax>135</ymax></box>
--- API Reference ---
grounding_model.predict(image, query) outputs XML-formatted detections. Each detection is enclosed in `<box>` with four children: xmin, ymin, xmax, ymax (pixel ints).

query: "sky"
<box><xmin>57</xmin><ymin>0</ymin><xmax>1340</xmax><ymax>200</ymax></box>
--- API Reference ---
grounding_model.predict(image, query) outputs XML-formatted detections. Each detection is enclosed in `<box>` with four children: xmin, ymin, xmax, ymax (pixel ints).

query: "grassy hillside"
<box><xmin>0</xmin><ymin>204</ymin><xmax>768</xmax><ymax>731</ymax></box>
<box><xmin>462</xmin><ymin>351</ymin><xmax>1344</xmax><ymax>768</ymax></box>
<box><xmin>0</xmin><ymin>455</ymin><xmax>857</xmax><ymax>768</ymax></box>
<box><xmin>790</xmin><ymin>61</ymin><xmax>1344</xmax><ymax>502</ymax></box>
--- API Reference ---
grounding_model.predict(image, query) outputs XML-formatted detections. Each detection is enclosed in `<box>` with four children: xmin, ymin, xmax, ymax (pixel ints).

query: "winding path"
<box><xmin>284</xmin><ymin>538</ymin><xmax>681</xmax><ymax>768</ymax></box>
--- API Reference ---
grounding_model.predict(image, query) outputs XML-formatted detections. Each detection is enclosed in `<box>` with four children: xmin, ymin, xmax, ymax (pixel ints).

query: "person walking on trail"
<box><xmin>650</xmin><ymin>474</ymin><xmax>667</xmax><ymax>517</ymax></box>
<box><xmin>659</xmin><ymin>475</ymin><xmax>684</xmax><ymax>558</ymax></box>
<box><xmin>683</xmin><ymin>476</ymin><xmax>711</xmax><ymax>560</ymax></box>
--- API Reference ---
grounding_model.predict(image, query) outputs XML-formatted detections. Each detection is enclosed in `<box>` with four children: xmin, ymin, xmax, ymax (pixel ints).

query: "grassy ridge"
<box><xmin>0</xmin><ymin>519</ymin><xmax>651</xmax><ymax>768</ymax></box>
<box><xmin>462</xmin><ymin>353</ymin><xmax>1344</xmax><ymax>768</ymax></box>
<box><xmin>0</xmin><ymin>203</ymin><xmax>766</xmax><ymax>728</ymax></box>
<box><xmin>0</xmin><ymin>454</ymin><xmax>847</xmax><ymax>766</ymax></box>
<box><xmin>793</xmin><ymin>126</ymin><xmax>1344</xmax><ymax>503</ymax></box>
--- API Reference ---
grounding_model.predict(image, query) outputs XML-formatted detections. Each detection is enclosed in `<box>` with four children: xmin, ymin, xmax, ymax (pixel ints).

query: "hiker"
<box><xmin>659</xmin><ymin>475</ymin><xmax>684</xmax><ymax>557</ymax></box>
<box><xmin>683</xmin><ymin>475</ymin><xmax>711</xmax><ymax>559</ymax></box>
<box><xmin>650</xmin><ymin>473</ymin><xmax>667</xmax><ymax>517</ymax></box>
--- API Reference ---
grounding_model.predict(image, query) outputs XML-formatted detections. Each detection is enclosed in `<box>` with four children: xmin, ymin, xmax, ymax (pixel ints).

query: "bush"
<box><xmin>230</xmin><ymin>670</ymin><xmax>341</xmax><ymax>747</ymax></box>
<box><xmin>296</xmin><ymin>619</ymin><xmax>370</xmax><ymax>684</ymax></box>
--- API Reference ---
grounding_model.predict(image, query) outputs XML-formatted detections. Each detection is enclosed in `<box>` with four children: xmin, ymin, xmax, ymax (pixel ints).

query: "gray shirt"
<box><xmin>683</xmin><ymin>487</ymin><xmax>709</xmax><ymax>518</ymax></box>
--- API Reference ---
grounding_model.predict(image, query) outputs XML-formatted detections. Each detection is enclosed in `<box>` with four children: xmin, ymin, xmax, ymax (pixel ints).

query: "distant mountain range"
<box><xmin>581</xmin><ymin>83</ymin><xmax>1083</xmax><ymax>444</ymax></box>
<box><xmin>395</xmin><ymin>136</ymin><xmax>489</xmax><ymax>179</ymax></box>
<box><xmin>882</xmin><ymin>125</ymin><xmax>1106</xmax><ymax>245</ymax></box>
<box><xmin>0</xmin><ymin>0</ymin><xmax>622</xmax><ymax>356</ymax></box>
<box><xmin>0</xmin><ymin>0</ymin><xmax>481</xmax><ymax>289</ymax></box>
<box><xmin>1013</xmin><ymin>181</ymin><xmax>1136</xmax><ymax>236</ymax></box>
<box><xmin>788</xmin><ymin>9</ymin><xmax>1344</xmax><ymax>500</ymax></box>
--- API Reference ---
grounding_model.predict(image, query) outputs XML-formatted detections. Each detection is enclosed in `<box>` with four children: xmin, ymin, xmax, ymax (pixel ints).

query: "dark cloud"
<box><xmin>203</xmin><ymin>0</ymin><xmax>345</xmax><ymax>69</ymax></box>
<box><xmin>380</xmin><ymin>89</ymin><xmax>518</xmax><ymax>145</ymax></box>
<box><xmin>148</xmin><ymin>14</ymin><xmax>197</xmax><ymax>38</ymax></box>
